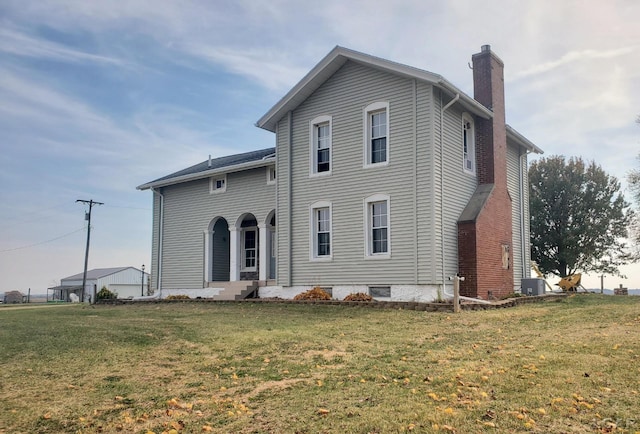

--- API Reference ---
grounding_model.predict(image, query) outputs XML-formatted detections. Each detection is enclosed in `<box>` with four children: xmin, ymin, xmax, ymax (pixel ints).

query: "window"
<box><xmin>364</xmin><ymin>102</ymin><xmax>389</xmax><ymax>167</ymax></box>
<box><xmin>310</xmin><ymin>201</ymin><xmax>332</xmax><ymax>260</ymax></box>
<box><xmin>462</xmin><ymin>114</ymin><xmax>475</xmax><ymax>174</ymax></box>
<box><xmin>369</xmin><ymin>286</ymin><xmax>391</xmax><ymax>298</ymax></box>
<box><xmin>242</xmin><ymin>229</ymin><xmax>257</xmax><ymax>271</ymax></box>
<box><xmin>364</xmin><ymin>194</ymin><xmax>390</xmax><ymax>258</ymax></box>
<box><xmin>210</xmin><ymin>175</ymin><xmax>227</xmax><ymax>193</ymax></box>
<box><xmin>310</xmin><ymin>115</ymin><xmax>332</xmax><ymax>175</ymax></box>
<box><xmin>267</xmin><ymin>166</ymin><xmax>276</xmax><ymax>185</ymax></box>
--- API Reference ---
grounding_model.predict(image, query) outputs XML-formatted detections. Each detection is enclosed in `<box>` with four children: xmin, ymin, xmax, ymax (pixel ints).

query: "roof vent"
<box><xmin>208</xmin><ymin>155</ymin><xmax>212</xmax><ymax>168</ymax></box>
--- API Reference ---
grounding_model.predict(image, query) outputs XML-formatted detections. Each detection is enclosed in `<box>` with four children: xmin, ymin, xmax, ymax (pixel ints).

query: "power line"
<box><xmin>0</xmin><ymin>226</ymin><xmax>86</xmax><ymax>252</ymax></box>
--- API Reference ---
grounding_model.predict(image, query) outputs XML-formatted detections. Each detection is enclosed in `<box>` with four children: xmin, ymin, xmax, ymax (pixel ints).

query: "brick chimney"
<box><xmin>457</xmin><ymin>45</ymin><xmax>513</xmax><ymax>299</ymax></box>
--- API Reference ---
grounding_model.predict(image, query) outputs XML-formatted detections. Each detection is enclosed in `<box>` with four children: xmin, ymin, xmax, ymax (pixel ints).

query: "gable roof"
<box><xmin>137</xmin><ymin>147</ymin><xmax>275</xmax><ymax>190</ymax></box>
<box><xmin>256</xmin><ymin>45</ymin><xmax>494</xmax><ymax>133</ymax></box>
<box><xmin>61</xmin><ymin>267</ymin><xmax>141</xmax><ymax>281</ymax></box>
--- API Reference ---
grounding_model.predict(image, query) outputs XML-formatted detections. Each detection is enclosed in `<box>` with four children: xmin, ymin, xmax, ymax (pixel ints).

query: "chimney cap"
<box><xmin>481</xmin><ymin>44</ymin><xmax>491</xmax><ymax>53</ymax></box>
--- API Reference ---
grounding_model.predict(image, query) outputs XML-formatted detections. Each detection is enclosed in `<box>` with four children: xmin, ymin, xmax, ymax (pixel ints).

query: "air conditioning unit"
<box><xmin>521</xmin><ymin>278</ymin><xmax>545</xmax><ymax>296</ymax></box>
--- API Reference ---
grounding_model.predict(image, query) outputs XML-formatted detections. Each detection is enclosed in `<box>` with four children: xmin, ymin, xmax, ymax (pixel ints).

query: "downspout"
<box><xmin>151</xmin><ymin>187</ymin><xmax>164</xmax><ymax>295</ymax></box>
<box><xmin>439</xmin><ymin>92</ymin><xmax>460</xmax><ymax>298</ymax></box>
<box><xmin>287</xmin><ymin>111</ymin><xmax>293</xmax><ymax>287</ymax></box>
<box><xmin>413</xmin><ymin>79</ymin><xmax>418</xmax><ymax>284</ymax></box>
<box><xmin>519</xmin><ymin>150</ymin><xmax>530</xmax><ymax>280</ymax></box>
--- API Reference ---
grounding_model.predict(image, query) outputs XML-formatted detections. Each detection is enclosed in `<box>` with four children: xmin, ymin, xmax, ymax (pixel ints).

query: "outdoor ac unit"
<box><xmin>521</xmin><ymin>278</ymin><xmax>545</xmax><ymax>296</ymax></box>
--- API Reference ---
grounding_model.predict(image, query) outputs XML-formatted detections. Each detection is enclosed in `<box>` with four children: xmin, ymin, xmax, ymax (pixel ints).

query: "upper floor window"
<box><xmin>310</xmin><ymin>201</ymin><xmax>332</xmax><ymax>260</ymax></box>
<box><xmin>310</xmin><ymin>115</ymin><xmax>332</xmax><ymax>176</ymax></box>
<box><xmin>364</xmin><ymin>102</ymin><xmax>389</xmax><ymax>167</ymax></box>
<box><xmin>364</xmin><ymin>194</ymin><xmax>390</xmax><ymax>258</ymax></box>
<box><xmin>267</xmin><ymin>165</ymin><xmax>276</xmax><ymax>185</ymax></box>
<box><xmin>210</xmin><ymin>175</ymin><xmax>227</xmax><ymax>194</ymax></box>
<box><xmin>462</xmin><ymin>113</ymin><xmax>475</xmax><ymax>174</ymax></box>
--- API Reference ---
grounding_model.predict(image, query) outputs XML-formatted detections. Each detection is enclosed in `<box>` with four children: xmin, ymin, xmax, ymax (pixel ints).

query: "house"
<box><xmin>138</xmin><ymin>45</ymin><xmax>542</xmax><ymax>302</ymax></box>
<box><xmin>49</xmin><ymin>267</ymin><xmax>149</xmax><ymax>302</ymax></box>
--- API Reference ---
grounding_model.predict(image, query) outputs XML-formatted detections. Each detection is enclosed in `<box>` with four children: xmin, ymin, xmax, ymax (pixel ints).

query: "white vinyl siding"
<box><xmin>437</xmin><ymin>91</ymin><xmax>479</xmax><ymax>284</ymax></box>
<box><xmin>285</xmin><ymin>61</ymin><xmax>417</xmax><ymax>286</ymax></box>
<box><xmin>507</xmin><ymin>141</ymin><xmax>531</xmax><ymax>286</ymax></box>
<box><xmin>158</xmin><ymin>167</ymin><xmax>275</xmax><ymax>289</ymax></box>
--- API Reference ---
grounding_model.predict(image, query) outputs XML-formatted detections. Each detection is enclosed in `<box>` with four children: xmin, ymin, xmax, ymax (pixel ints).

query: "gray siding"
<box><xmin>158</xmin><ymin>167</ymin><xmax>275</xmax><ymax>289</ymax></box>
<box><xmin>436</xmin><ymin>89</ymin><xmax>479</xmax><ymax>284</ymax></box>
<box><xmin>506</xmin><ymin>143</ymin><xmax>531</xmax><ymax>285</ymax></box>
<box><xmin>151</xmin><ymin>193</ymin><xmax>160</xmax><ymax>291</ymax></box>
<box><xmin>287</xmin><ymin>61</ymin><xmax>421</xmax><ymax>285</ymax></box>
<box><xmin>276</xmin><ymin>117</ymin><xmax>291</xmax><ymax>286</ymax></box>
<box><xmin>415</xmin><ymin>82</ymin><xmax>435</xmax><ymax>284</ymax></box>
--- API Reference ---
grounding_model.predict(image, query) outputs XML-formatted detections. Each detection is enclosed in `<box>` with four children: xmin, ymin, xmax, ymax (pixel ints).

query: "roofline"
<box><xmin>506</xmin><ymin>125</ymin><xmax>544</xmax><ymax>154</ymax></box>
<box><xmin>60</xmin><ymin>267</ymin><xmax>140</xmax><ymax>281</ymax></box>
<box><xmin>256</xmin><ymin>46</ymin><xmax>492</xmax><ymax>132</ymax></box>
<box><xmin>137</xmin><ymin>157</ymin><xmax>275</xmax><ymax>190</ymax></box>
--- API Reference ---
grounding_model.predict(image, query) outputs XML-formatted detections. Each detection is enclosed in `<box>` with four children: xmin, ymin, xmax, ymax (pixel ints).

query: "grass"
<box><xmin>0</xmin><ymin>295</ymin><xmax>639</xmax><ymax>433</ymax></box>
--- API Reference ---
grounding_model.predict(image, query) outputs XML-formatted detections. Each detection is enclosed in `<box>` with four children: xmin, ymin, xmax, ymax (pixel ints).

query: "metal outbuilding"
<box><xmin>49</xmin><ymin>267</ymin><xmax>149</xmax><ymax>302</ymax></box>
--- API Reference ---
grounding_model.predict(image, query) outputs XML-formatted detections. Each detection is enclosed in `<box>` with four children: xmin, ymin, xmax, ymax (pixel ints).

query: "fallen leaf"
<box><xmin>317</xmin><ymin>408</ymin><xmax>330</xmax><ymax>415</ymax></box>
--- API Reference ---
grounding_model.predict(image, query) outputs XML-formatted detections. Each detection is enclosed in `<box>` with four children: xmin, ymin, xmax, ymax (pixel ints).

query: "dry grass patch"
<box><xmin>0</xmin><ymin>295</ymin><xmax>639</xmax><ymax>433</ymax></box>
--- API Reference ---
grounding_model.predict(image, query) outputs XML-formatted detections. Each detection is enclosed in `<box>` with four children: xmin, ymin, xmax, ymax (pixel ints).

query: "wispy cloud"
<box><xmin>512</xmin><ymin>46</ymin><xmax>639</xmax><ymax>80</ymax></box>
<box><xmin>0</xmin><ymin>26</ymin><xmax>126</xmax><ymax>66</ymax></box>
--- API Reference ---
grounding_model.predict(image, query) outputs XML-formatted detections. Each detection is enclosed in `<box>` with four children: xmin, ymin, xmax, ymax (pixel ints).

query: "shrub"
<box><xmin>293</xmin><ymin>287</ymin><xmax>331</xmax><ymax>301</ymax></box>
<box><xmin>96</xmin><ymin>286</ymin><xmax>117</xmax><ymax>300</ymax></box>
<box><xmin>343</xmin><ymin>293</ymin><xmax>374</xmax><ymax>302</ymax></box>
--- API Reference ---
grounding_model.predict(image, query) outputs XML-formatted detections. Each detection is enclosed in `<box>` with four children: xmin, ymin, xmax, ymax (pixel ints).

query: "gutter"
<box><xmin>151</xmin><ymin>187</ymin><xmax>164</xmax><ymax>295</ymax></box>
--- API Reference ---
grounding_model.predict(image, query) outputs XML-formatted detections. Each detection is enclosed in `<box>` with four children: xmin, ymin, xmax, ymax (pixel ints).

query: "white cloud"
<box><xmin>0</xmin><ymin>26</ymin><xmax>126</xmax><ymax>66</ymax></box>
<box><xmin>512</xmin><ymin>46</ymin><xmax>639</xmax><ymax>80</ymax></box>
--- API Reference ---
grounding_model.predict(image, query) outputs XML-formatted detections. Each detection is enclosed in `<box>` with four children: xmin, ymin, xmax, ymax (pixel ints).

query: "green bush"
<box><xmin>96</xmin><ymin>286</ymin><xmax>117</xmax><ymax>300</ymax></box>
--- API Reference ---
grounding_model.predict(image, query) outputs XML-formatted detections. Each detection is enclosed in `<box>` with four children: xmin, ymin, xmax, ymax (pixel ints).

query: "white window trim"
<box><xmin>241</xmin><ymin>227</ymin><xmax>257</xmax><ymax>272</ymax></box>
<box><xmin>363</xmin><ymin>101</ymin><xmax>390</xmax><ymax>168</ymax></box>
<box><xmin>309</xmin><ymin>200</ymin><xmax>333</xmax><ymax>261</ymax></box>
<box><xmin>266</xmin><ymin>165</ymin><xmax>276</xmax><ymax>185</ymax></box>
<box><xmin>363</xmin><ymin>194</ymin><xmax>391</xmax><ymax>259</ymax></box>
<box><xmin>309</xmin><ymin>115</ymin><xmax>332</xmax><ymax>177</ymax></box>
<box><xmin>462</xmin><ymin>113</ymin><xmax>476</xmax><ymax>175</ymax></box>
<box><xmin>210</xmin><ymin>174</ymin><xmax>227</xmax><ymax>194</ymax></box>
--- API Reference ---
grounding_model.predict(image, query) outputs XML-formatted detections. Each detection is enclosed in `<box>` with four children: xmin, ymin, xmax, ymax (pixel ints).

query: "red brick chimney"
<box><xmin>457</xmin><ymin>45</ymin><xmax>513</xmax><ymax>299</ymax></box>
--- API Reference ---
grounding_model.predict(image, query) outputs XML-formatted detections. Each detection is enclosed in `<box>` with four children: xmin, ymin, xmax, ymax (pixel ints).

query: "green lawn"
<box><xmin>0</xmin><ymin>295</ymin><xmax>639</xmax><ymax>433</ymax></box>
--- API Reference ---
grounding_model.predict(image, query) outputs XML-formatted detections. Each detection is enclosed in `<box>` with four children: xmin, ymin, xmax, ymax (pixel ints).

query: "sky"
<box><xmin>1</xmin><ymin>0</ymin><xmax>639</xmax><ymax>294</ymax></box>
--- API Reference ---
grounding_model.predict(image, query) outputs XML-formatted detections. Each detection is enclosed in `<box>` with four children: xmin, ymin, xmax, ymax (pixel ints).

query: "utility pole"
<box><xmin>77</xmin><ymin>199</ymin><xmax>104</xmax><ymax>303</ymax></box>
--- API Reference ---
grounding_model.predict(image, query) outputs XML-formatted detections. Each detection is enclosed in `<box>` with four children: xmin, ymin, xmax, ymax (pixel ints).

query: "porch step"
<box><xmin>209</xmin><ymin>281</ymin><xmax>259</xmax><ymax>300</ymax></box>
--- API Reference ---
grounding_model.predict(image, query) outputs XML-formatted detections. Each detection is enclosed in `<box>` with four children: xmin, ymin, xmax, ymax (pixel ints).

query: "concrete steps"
<box><xmin>208</xmin><ymin>281</ymin><xmax>259</xmax><ymax>300</ymax></box>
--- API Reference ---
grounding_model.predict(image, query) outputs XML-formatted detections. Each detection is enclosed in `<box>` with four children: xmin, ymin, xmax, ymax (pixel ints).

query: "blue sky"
<box><xmin>1</xmin><ymin>0</ymin><xmax>639</xmax><ymax>293</ymax></box>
